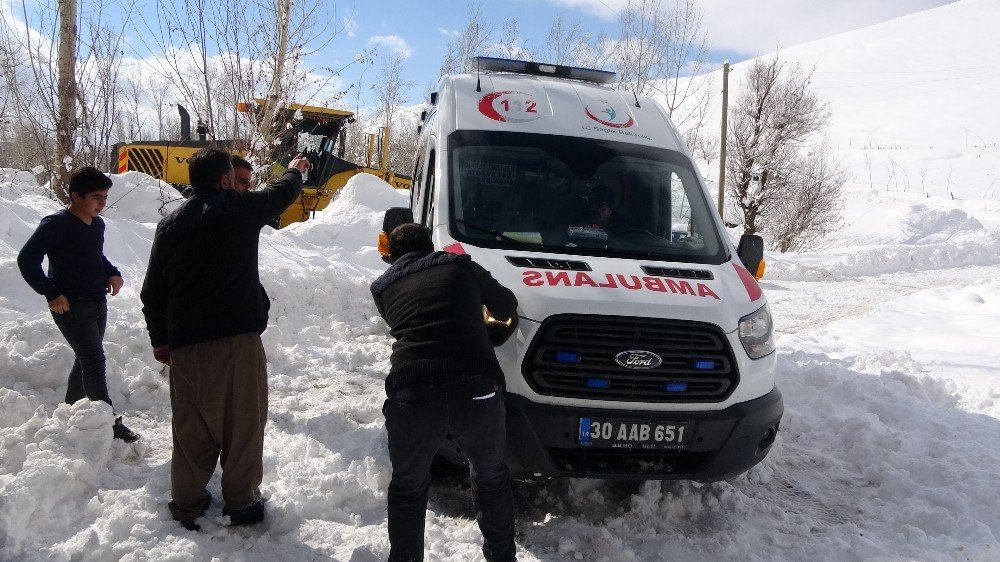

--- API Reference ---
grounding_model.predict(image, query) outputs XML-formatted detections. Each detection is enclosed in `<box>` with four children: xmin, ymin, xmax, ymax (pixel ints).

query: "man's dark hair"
<box><xmin>188</xmin><ymin>147</ymin><xmax>233</xmax><ymax>191</ymax></box>
<box><xmin>68</xmin><ymin>167</ymin><xmax>112</xmax><ymax>197</ymax></box>
<box><xmin>232</xmin><ymin>155</ymin><xmax>253</xmax><ymax>172</ymax></box>
<box><xmin>388</xmin><ymin>223</ymin><xmax>433</xmax><ymax>260</ymax></box>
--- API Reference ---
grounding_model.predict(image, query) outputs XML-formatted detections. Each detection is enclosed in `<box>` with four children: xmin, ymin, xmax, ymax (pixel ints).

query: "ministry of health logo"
<box><xmin>585</xmin><ymin>101</ymin><xmax>635</xmax><ymax>128</ymax></box>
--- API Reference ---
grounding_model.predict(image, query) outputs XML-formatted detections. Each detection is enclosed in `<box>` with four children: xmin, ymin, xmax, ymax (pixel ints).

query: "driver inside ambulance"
<box><xmin>587</xmin><ymin>184</ymin><xmax>633</xmax><ymax>235</ymax></box>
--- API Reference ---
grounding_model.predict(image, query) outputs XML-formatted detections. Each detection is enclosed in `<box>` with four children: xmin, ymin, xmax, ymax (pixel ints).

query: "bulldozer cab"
<box><xmin>260</xmin><ymin>100</ymin><xmax>357</xmax><ymax>190</ymax></box>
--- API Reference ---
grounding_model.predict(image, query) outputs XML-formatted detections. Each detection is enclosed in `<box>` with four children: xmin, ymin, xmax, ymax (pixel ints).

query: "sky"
<box><xmin>0</xmin><ymin>0</ymin><xmax>959</xmax><ymax>113</ymax></box>
<box><xmin>4</xmin><ymin>1</ymin><xmax>1000</xmax><ymax>559</ymax></box>
<box><xmin>319</xmin><ymin>0</ymin><xmax>958</xmax><ymax>106</ymax></box>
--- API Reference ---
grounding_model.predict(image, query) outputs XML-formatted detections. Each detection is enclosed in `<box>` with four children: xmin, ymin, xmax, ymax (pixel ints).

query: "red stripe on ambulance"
<box><xmin>732</xmin><ymin>263</ymin><xmax>762</xmax><ymax>302</ymax></box>
<box><xmin>521</xmin><ymin>270</ymin><xmax>720</xmax><ymax>300</ymax></box>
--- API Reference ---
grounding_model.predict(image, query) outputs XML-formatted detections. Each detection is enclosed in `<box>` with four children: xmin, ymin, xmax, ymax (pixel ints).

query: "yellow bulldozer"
<box><xmin>112</xmin><ymin>100</ymin><xmax>412</xmax><ymax>228</ymax></box>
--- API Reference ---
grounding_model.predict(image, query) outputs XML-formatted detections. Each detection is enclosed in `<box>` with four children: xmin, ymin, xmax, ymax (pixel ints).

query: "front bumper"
<box><xmin>500</xmin><ymin>387</ymin><xmax>783</xmax><ymax>481</ymax></box>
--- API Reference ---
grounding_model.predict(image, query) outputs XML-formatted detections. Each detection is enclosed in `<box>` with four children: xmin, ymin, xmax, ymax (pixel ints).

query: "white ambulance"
<box><xmin>381</xmin><ymin>57</ymin><xmax>781</xmax><ymax>481</ymax></box>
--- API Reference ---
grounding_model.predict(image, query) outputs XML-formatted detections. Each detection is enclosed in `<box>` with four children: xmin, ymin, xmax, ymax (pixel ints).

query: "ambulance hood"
<box><xmin>461</xmin><ymin>246</ymin><xmax>766</xmax><ymax>333</ymax></box>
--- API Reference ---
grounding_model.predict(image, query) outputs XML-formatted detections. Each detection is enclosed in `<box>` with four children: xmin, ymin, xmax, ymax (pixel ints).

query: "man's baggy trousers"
<box><xmin>383</xmin><ymin>376</ymin><xmax>516</xmax><ymax>562</ymax></box>
<box><xmin>167</xmin><ymin>333</ymin><xmax>268</xmax><ymax>524</ymax></box>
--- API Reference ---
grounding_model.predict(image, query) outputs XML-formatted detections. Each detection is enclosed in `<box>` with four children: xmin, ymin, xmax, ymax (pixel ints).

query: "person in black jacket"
<box><xmin>370</xmin><ymin>223</ymin><xmax>518</xmax><ymax>562</ymax></box>
<box><xmin>140</xmin><ymin>147</ymin><xmax>308</xmax><ymax>531</ymax></box>
<box><xmin>17</xmin><ymin>167</ymin><xmax>140</xmax><ymax>443</ymax></box>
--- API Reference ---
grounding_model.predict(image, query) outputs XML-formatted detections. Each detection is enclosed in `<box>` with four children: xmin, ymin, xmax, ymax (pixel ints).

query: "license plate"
<box><xmin>578</xmin><ymin>418</ymin><xmax>691</xmax><ymax>450</ymax></box>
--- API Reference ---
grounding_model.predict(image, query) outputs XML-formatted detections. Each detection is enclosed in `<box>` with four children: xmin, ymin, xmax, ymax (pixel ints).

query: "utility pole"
<box><xmin>717</xmin><ymin>60</ymin><xmax>730</xmax><ymax>219</ymax></box>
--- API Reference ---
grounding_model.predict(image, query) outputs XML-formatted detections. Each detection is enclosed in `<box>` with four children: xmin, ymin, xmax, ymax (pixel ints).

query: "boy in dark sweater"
<box><xmin>370</xmin><ymin>223</ymin><xmax>518</xmax><ymax>562</ymax></box>
<box><xmin>17</xmin><ymin>167</ymin><xmax>139</xmax><ymax>443</ymax></box>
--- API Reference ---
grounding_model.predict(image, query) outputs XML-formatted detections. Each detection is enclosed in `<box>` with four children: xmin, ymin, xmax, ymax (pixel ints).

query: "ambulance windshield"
<box><xmin>448</xmin><ymin>131</ymin><xmax>727</xmax><ymax>264</ymax></box>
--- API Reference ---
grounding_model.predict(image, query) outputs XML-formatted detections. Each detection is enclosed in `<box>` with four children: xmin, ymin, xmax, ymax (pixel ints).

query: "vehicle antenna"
<box><xmin>476</xmin><ymin>26</ymin><xmax>482</xmax><ymax>93</ymax></box>
<box><xmin>633</xmin><ymin>90</ymin><xmax>641</xmax><ymax>108</ymax></box>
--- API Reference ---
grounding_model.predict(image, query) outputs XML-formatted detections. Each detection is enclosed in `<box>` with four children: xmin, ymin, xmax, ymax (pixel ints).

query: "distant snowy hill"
<box><xmin>681</xmin><ymin>0</ymin><xmax>999</xmax><ymax>204</ymax></box>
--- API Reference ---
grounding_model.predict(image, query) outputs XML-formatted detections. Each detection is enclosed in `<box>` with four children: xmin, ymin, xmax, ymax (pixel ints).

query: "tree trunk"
<box><xmin>257</xmin><ymin>0</ymin><xmax>291</xmax><ymax>148</ymax></box>
<box><xmin>54</xmin><ymin>0</ymin><xmax>78</xmax><ymax>203</ymax></box>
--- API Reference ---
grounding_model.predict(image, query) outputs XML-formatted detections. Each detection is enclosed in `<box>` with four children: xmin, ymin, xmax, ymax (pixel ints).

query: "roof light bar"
<box><xmin>473</xmin><ymin>56</ymin><xmax>617</xmax><ymax>84</ymax></box>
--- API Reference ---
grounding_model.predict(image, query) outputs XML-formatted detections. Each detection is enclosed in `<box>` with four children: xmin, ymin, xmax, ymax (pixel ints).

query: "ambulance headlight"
<box><xmin>738</xmin><ymin>304</ymin><xmax>774</xmax><ymax>359</ymax></box>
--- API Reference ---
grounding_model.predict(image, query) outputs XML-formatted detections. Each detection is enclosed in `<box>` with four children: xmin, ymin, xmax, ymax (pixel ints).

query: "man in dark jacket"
<box><xmin>140</xmin><ymin>147</ymin><xmax>308</xmax><ymax>531</ymax></box>
<box><xmin>370</xmin><ymin>223</ymin><xmax>518</xmax><ymax>562</ymax></box>
<box><xmin>18</xmin><ymin>167</ymin><xmax>139</xmax><ymax>442</ymax></box>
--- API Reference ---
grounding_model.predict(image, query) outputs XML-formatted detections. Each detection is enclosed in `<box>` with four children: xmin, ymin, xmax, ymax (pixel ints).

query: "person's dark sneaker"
<box><xmin>222</xmin><ymin>500</ymin><xmax>265</xmax><ymax>526</ymax></box>
<box><xmin>113</xmin><ymin>417</ymin><xmax>140</xmax><ymax>443</ymax></box>
<box><xmin>170</xmin><ymin>490</ymin><xmax>212</xmax><ymax>532</ymax></box>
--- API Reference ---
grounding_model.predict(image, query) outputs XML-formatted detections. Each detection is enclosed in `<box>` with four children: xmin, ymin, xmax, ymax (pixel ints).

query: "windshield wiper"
<box><xmin>454</xmin><ymin>218</ymin><xmax>535</xmax><ymax>251</ymax></box>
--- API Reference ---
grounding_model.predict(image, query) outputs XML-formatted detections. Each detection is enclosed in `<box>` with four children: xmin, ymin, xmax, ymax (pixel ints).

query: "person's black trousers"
<box><xmin>51</xmin><ymin>296</ymin><xmax>113</xmax><ymax>407</ymax></box>
<box><xmin>383</xmin><ymin>376</ymin><xmax>516</xmax><ymax>562</ymax></box>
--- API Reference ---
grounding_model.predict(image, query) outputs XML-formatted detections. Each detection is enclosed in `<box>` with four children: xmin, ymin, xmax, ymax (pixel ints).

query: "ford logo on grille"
<box><xmin>615</xmin><ymin>350</ymin><xmax>662</xmax><ymax>369</ymax></box>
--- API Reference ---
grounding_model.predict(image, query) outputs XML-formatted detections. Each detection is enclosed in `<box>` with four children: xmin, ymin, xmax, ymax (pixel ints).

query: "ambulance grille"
<box><xmin>522</xmin><ymin>315</ymin><xmax>738</xmax><ymax>402</ymax></box>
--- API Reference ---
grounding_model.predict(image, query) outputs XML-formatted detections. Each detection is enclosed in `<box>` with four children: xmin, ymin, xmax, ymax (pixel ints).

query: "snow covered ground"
<box><xmin>2</xmin><ymin>165</ymin><xmax>999</xmax><ymax>561</ymax></box>
<box><xmin>3</xmin><ymin>1</ymin><xmax>1000</xmax><ymax>560</ymax></box>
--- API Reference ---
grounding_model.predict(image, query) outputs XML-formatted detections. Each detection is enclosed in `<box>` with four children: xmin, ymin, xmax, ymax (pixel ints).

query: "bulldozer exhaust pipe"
<box><xmin>178</xmin><ymin>105</ymin><xmax>191</xmax><ymax>141</ymax></box>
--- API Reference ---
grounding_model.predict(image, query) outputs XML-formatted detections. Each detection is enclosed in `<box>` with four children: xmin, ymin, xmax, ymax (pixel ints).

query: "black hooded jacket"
<box><xmin>140</xmin><ymin>170</ymin><xmax>302</xmax><ymax>350</ymax></box>
<box><xmin>370</xmin><ymin>250</ymin><xmax>518</xmax><ymax>392</ymax></box>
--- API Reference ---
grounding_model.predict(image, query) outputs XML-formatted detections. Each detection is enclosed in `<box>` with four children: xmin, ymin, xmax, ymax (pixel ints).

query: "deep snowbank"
<box><xmin>2</xmin><ymin>165</ymin><xmax>1000</xmax><ymax>561</ymax></box>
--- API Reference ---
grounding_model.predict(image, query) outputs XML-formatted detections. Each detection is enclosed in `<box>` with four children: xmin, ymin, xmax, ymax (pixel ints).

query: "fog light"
<box><xmin>556</xmin><ymin>351</ymin><xmax>580</xmax><ymax>363</ymax></box>
<box><xmin>664</xmin><ymin>382</ymin><xmax>687</xmax><ymax>392</ymax></box>
<box><xmin>757</xmin><ymin>423</ymin><xmax>779</xmax><ymax>453</ymax></box>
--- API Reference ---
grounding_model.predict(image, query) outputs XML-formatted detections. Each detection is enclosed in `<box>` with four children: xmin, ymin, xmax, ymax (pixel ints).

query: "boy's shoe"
<box><xmin>113</xmin><ymin>417</ymin><xmax>141</xmax><ymax>443</ymax></box>
<box><xmin>222</xmin><ymin>501</ymin><xmax>265</xmax><ymax>526</ymax></box>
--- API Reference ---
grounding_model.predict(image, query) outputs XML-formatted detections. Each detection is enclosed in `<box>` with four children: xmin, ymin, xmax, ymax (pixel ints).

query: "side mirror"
<box><xmin>736</xmin><ymin>234</ymin><xmax>765</xmax><ymax>280</ymax></box>
<box><xmin>379</xmin><ymin>207</ymin><xmax>415</xmax><ymax>263</ymax></box>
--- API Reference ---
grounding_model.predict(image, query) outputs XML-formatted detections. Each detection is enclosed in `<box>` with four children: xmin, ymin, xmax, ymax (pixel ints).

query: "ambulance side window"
<box><xmin>420</xmin><ymin>150</ymin><xmax>436</xmax><ymax>226</ymax></box>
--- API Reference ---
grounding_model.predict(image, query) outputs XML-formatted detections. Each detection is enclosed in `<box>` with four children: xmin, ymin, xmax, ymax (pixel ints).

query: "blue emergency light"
<box><xmin>665</xmin><ymin>382</ymin><xmax>687</xmax><ymax>392</ymax></box>
<box><xmin>474</xmin><ymin>56</ymin><xmax>617</xmax><ymax>84</ymax></box>
<box><xmin>692</xmin><ymin>360</ymin><xmax>715</xmax><ymax>370</ymax></box>
<box><xmin>555</xmin><ymin>351</ymin><xmax>581</xmax><ymax>363</ymax></box>
<box><xmin>586</xmin><ymin>378</ymin><xmax>611</xmax><ymax>389</ymax></box>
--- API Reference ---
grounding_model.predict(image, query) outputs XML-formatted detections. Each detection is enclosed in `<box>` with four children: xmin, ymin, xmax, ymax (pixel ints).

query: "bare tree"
<box><xmin>727</xmin><ymin>54</ymin><xmax>841</xmax><ymax>250</ymax></box>
<box><xmin>609</xmin><ymin>0</ymin><xmax>668</xmax><ymax>95</ymax></box>
<box><xmin>497</xmin><ymin>18</ymin><xmax>533</xmax><ymax>61</ymax></box>
<box><xmin>602</xmin><ymin>1</ymin><xmax>714</xmax><ymax>141</ymax></box>
<box><xmin>542</xmin><ymin>14</ymin><xmax>589</xmax><ymax>65</ymax></box>
<box><xmin>372</xmin><ymin>52</ymin><xmax>412</xmax><ymax>130</ymax></box>
<box><xmin>76</xmin><ymin>4</ymin><xmax>137</xmax><ymax>172</ymax></box>
<box><xmin>0</xmin><ymin>0</ymin><xmax>132</xmax><ymax>197</ymax></box>
<box><xmin>764</xmin><ymin>141</ymin><xmax>845</xmax><ymax>252</ymax></box>
<box><xmin>439</xmin><ymin>3</ymin><xmax>493</xmax><ymax>77</ymax></box>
